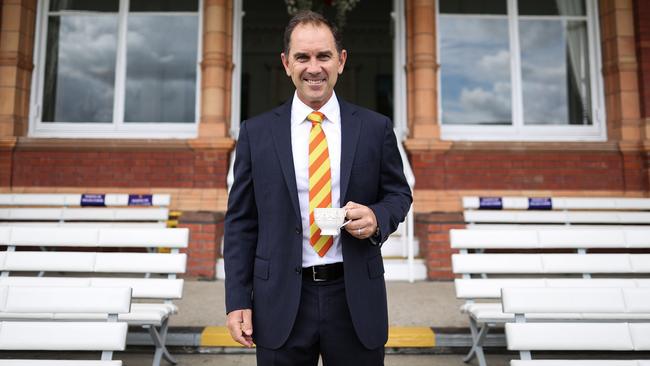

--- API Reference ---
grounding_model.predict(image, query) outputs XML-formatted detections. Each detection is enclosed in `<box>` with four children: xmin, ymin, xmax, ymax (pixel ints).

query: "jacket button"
<box><xmin>295</xmin><ymin>227</ymin><xmax>301</xmax><ymax>234</ymax></box>
<box><xmin>295</xmin><ymin>267</ymin><xmax>302</xmax><ymax>274</ymax></box>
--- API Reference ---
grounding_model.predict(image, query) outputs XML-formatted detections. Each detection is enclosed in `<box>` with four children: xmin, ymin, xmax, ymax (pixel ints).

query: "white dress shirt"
<box><xmin>290</xmin><ymin>91</ymin><xmax>343</xmax><ymax>268</ymax></box>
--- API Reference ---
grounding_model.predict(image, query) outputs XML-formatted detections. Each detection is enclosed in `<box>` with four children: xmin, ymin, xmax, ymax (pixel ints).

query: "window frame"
<box><xmin>436</xmin><ymin>0</ymin><xmax>606</xmax><ymax>142</ymax></box>
<box><xmin>29</xmin><ymin>0</ymin><xmax>203</xmax><ymax>139</ymax></box>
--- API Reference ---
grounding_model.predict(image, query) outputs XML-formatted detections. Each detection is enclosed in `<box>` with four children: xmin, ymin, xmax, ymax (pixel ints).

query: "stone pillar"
<box><xmin>194</xmin><ymin>0</ymin><xmax>233</xmax><ymax>148</ymax></box>
<box><xmin>634</xmin><ymin>0</ymin><xmax>650</xmax><ymax>189</ymax></box>
<box><xmin>404</xmin><ymin>0</ymin><xmax>451</xmax><ymax>151</ymax></box>
<box><xmin>601</xmin><ymin>0</ymin><xmax>647</xmax><ymax>190</ymax></box>
<box><xmin>0</xmin><ymin>0</ymin><xmax>36</xmax><ymax>186</ymax></box>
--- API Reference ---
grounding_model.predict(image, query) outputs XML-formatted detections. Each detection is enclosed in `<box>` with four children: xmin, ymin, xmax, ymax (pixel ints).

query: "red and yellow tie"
<box><xmin>308</xmin><ymin>111</ymin><xmax>333</xmax><ymax>257</ymax></box>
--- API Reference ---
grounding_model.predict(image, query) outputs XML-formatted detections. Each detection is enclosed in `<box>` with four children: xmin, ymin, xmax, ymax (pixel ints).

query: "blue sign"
<box><xmin>80</xmin><ymin>194</ymin><xmax>106</xmax><ymax>207</ymax></box>
<box><xmin>128</xmin><ymin>194</ymin><xmax>153</xmax><ymax>206</ymax></box>
<box><xmin>479</xmin><ymin>197</ymin><xmax>503</xmax><ymax>210</ymax></box>
<box><xmin>528</xmin><ymin>197</ymin><xmax>552</xmax><ymax>210</ymax></box>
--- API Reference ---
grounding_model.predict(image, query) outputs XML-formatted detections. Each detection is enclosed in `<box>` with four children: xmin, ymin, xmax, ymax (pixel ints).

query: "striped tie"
<box><xmin>308</xmin><ymin>111</ymin><xmax>333</xmax><ymax>257</ymax></box>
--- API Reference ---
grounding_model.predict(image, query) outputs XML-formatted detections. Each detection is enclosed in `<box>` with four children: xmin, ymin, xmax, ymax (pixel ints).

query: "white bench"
<box><xmin>453</xmin><ymin>196</ymin><xmax>650</xmax><ymax>366</ymax></box>
<box><xmin>0</xmin><ymin>193</ymin><xmax>171</xmax><ymax>226</ymax></box>
<box><xmin>0</xmin><ymin>226</ymin><xmax>188</xmax><ymax>366</ymax></box>
<box><xmin>503</xmin><ymin>287</ymin><xmax>650</xmax><ymax>365</ymax></box>
<box><xmin>0</xmin><ymin>285</ymin><xmax>131</xmax><ymax>365</ymax></box>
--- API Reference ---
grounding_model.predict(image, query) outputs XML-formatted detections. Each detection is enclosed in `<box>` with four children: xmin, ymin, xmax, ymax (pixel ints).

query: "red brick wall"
<box><xmin>411</xmin><ymin>150</ymin><xmax>629</xmax><ymax>191</ymax></box>
<box><xmin>178</xmin><ymin>211</ymin><xmax>225</xmax><ymax>279</ymax></box>
<box><xmin>11</xmin><ymin>149</ymin><xmax>229</xmax><ymax>188</ymax></box>
<box><xmin>416</xmin><ymin>212</ymin><xmax>464</xmax><ymax>280</ymax></box>
<box><xmin>0</xmin><ymin>150</ymin><xmax>11</xmax><ymax>186</ymax></box>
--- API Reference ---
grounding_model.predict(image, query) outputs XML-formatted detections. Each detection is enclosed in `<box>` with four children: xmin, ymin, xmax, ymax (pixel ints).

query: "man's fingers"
<box><xmin>226</xmin><ymin>309</ymin><xmax>254</xmax><ymax>347</ymax></box>
<box><xmin>241</xmin><ymin>309</ymin><xmax>253</xmax><ymax>336</ymax></box>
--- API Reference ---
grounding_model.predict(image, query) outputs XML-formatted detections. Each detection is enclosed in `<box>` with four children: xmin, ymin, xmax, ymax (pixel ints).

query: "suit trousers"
<box><xmin>256</xmin><ymin>277</ymin><xmax>385</xmax><ymax>366</ymax></box>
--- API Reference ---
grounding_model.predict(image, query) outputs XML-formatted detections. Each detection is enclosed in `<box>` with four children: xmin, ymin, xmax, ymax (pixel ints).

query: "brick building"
<box><xmin>0</xmin><ymin>0</ymin><xmax>648</xmax><ymax>279</ymax></box>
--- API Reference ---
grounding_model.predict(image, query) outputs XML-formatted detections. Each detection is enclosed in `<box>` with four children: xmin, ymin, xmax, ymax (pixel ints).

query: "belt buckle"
<box><xmin>312</xmin><ymin>266</ymin><xmax>326</xmax><ymax>282</ymax></box>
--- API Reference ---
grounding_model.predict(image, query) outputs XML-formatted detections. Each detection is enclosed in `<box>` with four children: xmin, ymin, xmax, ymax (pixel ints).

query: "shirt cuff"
<box><xmin>369</xmin><ymin>227</ymin><xmax>381</xmax><ymax>246</ymax></box>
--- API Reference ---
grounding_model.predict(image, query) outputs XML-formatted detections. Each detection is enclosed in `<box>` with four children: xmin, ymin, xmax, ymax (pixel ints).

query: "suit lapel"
<box><xmin>339</xmin><ymin>99</ymin><xmax>361</xmax><ymax>204</ymax></box>
<box><xmin>271</xmin><ymin>101</ymin><xmax>301</xmax><ymax>221</ymax></box>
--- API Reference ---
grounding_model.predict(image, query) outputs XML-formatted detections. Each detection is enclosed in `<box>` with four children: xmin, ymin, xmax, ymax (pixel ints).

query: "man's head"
<box><xmin>281</xmin><ymin>11</ymin><xmax>347</xmax><ymax>110</ymax></box>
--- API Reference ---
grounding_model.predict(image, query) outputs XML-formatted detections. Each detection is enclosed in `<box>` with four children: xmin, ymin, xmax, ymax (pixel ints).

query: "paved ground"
<box><xmin>123</xmin><ymin>352</ymin><xmax>515</xmax><ymax>366</ymax></box>
<box><xmin>0</xmin><ymin>351</ymin><xmax>514</xmax><ymax>365</ymax></box>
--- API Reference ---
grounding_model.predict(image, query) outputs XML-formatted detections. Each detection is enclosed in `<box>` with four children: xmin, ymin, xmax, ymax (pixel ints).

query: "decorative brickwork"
<box><xmin>11</xmin><ymin>148</ymin><xmax>229</xmax><ymax>189</ymax></box>
<box><xmin>415</xmin><ymin>212</ymin><xmax>464</xmax><ymax>280</ymax></box>
<box><xmin>411</xmin><ymin>150</ymin><xmax>628</xmax><ymax>191</ymax></box>
<box><xmin>178</xmin><ymin>211</ymin><xmax>225</xmax><ymax>279</ymax></box>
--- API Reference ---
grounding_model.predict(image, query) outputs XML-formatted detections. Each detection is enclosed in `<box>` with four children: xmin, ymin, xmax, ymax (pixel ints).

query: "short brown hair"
<box><xmin>283</xmin><ymin>10</ymin><xmax>343</xmax><ymax>55</ymax></box>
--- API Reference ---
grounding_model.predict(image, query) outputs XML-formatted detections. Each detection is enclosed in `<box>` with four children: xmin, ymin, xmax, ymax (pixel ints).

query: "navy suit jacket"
<box><xmin>224</xmin><ymin>97</ymin><xmax>412</xmax><ymax>350</ymax></box>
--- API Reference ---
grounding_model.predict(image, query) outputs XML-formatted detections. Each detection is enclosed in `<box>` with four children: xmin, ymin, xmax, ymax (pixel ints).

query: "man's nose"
<box><xmin>306</xmin><ymin>58</ymin><xmax>321</xmax><ymax>73</ymax></box>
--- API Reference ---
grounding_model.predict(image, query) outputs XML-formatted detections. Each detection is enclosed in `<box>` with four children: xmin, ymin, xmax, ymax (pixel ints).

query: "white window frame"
<box><xmin>29</xmin><ymin>0</ymin><xmax>203</xmax><ymax>139</ymax></box>
<box><xmin>437</xmin><ymin>0</ymin><xmax>606</xmax><ymax>142</ymax></box>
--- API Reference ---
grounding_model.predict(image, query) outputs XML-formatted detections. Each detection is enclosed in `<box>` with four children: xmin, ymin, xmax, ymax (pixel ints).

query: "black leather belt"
<box><xmin>302</xmin><ymin>262</ymin><xmax>344</xmax><ymax>282</ymax></box>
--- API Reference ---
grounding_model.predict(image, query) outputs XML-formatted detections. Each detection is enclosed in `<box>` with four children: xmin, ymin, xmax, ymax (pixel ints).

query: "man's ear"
<box><xmin>338</xmin><ymin>49</ymin><xmax>347</xmax><ymax>74</ymax></box>
<box><xmin>281</xmin><ymin>52</ymin><xmax>291</xmax><ymax>77</ymax></box>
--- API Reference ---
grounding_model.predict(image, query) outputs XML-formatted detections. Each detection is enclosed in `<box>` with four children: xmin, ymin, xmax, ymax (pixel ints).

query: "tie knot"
<box><xmin>307</xmin><ymin>111</ymin><xmax>325</xmax><ymax>125</ymax></box>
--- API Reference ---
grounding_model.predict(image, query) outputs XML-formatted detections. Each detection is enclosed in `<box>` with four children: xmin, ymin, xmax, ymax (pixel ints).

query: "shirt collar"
<box><xmin>290</xmin><ymin>91</ymin><xmax>340</xmax><ymax>127</ymax></box>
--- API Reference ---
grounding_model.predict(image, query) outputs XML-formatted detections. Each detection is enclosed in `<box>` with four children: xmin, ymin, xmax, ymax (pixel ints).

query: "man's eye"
<box><xmin>318</xmin><ymin>55</ymin><xmax>331</xmax><ymax>60</ymax></box>
<box><xmin>296</xmin><ymin>56</ymin><xmax>308</xmax><ymax>61</ymax></box>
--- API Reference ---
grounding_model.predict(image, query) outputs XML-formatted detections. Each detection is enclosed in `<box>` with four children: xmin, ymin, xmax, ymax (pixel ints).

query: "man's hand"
<box><xmin>343</xmin><ymin>201</ymin><xmax>378</xmax><ymax>240</ymax></box>
<box><xmin>226</xmin><ymin>308</ymin><xmax>254</xmax><ymax>347</ymax></box>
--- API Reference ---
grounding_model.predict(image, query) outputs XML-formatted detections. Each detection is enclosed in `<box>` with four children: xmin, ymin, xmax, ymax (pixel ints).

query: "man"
<box><xmin>224</xmin><ymin>10</ymin><xmax>412</xmax><ymax>366</ymax></box>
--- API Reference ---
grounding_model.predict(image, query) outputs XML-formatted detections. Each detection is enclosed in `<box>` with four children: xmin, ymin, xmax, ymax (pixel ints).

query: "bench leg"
<box><xmin>463</xmin><ymin>317</ymin><xmax>488</xmax><ymax>366</ymax></box>
<box><xmin>148</xmin><ymin>317</ymin><xmax>177</xmax><ymax>366</ymax></box>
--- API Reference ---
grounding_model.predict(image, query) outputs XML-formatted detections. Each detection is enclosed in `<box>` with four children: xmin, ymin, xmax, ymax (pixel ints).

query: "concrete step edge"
<box><xmin>126</xmin><ymin>326</ymin><xmax>505</xmax><ymax>351</ymax></box>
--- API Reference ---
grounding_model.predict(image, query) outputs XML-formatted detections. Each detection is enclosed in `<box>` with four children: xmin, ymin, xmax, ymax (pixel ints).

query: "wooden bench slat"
<box><xmin>90</xmin><ymin>278</ymin><xmax>184</xmax><ymax>299</ymax></box>
<box><xmin>4</xmin><ymin>252</ymin><xmax>96</xmax><ymax>272</ymax></box>
<box><xmin>451</xmin><ymin>228</ymin><xmax>650</xmax><ymax>249</ymax></box>
<box><xmin>501</xmin><ymin>288</ymin><xmax>626</xmax><ymax>314</ymax></box>
<box><xmin>0</xmin><ymin>193</ymin><xmax>170</xmax><ymax>207</ymax></box>
<box><xmin>505</xmin><ymin>323</ymin><xmax>634</xmax><ymax>351</ymax></box>
<box><xmin>94</xmin><ymin>253</ymin><xmax>187</xmax><ymax>273</ymax></box>
<box><xmin>0</xmin><ymin>361</ymin><xmax>122</xmax><ymax>365</ymax></box>
<box><xmin>462</xmin><ymin>196</ymin><xmax>650</xmax><ymax>210</ymax></box>
<box><xmin>6</xmin><ymin>227</ymin><xmax>188</xmax><ymax>248</ymax></box>
<box><xmin>455</xmin><ymin>278</ymin><xmax>645</xmax><ymax>299</ymax></box>
<box><xmin>511</xmin><ymin>361</ymin><xmax>640</xmax><ymax>366</ymax></box>
<box><xmin>98</xmin><ymin>228</ymin><xmax>188</xmax><ymax>248</ymax></box>
<box><xmin>0</xmin><ymin>322</ymin><xmax>128</xmax><ymax>351</ymax></box>
<box><xmin>453</xmin><ymin>254</ymin><xmax>642</xmax><ymax>274</ymax></box>
<box><xmin>1</xmin><ymin>286</ymin><xmax>131</xmax><ymax>314</ymax></box>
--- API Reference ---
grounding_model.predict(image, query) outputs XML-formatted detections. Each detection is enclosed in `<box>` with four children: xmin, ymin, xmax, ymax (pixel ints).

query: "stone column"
<box><xmin>192</xmin><ymin>0</ymin><xmax>234</xmax><ymax>150</ymax></box>
<box><xmin>404</xmin><ymin>0</ymin><xmax>451</xmax><ymax>151</ymax></box>
<box><xmin>633</xmin><ymin>0</ymin><xmax>650</xmax><ymax>189</ymax></box>
<box><xmin>600</xmin><ymin>0</ymin><xmax>647</xmax><ymax>191</ymax></box>
<box><xmin>0</xmin><ymin>0</ymin><xmax>36</xmax><ymax>186</ymax></box>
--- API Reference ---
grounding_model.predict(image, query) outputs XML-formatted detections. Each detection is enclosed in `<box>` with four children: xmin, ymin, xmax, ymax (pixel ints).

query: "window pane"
<box><xmin>50</xmin><ymin>0</ymin><xmax>119</xmax><ymax>12</ymax></box>
<box><xmin>42</xmin><ymin>15</ymin><xmax>118</xmax><ymax>122</ymax></box>
<box><xmin>129</xmin><ymin>0</ymin><xmax>199</xmax><ymax>12</ymax></box>
<box><xmin>440</xmin><ymin>17</ymin><xmax>512</xmax><ymax>125</ymax></box>
<box><xmin>124</xmin><ymin>15</ymin><xmax>198</xmax><ymax>123</ymax></box>
<box><xmin>520</xmin><ymin>20</ymin><xmax>592</xmax><ymax>125</ymax></box>
<box><xmin>439</xmin><ymin>0</ymin><xmax>507</xmax><ymax>15</ymax></box>
<box><xmin>518</xmin><ymin>0</ymin><xmax>586</xmax><ymax>16</ymax></box>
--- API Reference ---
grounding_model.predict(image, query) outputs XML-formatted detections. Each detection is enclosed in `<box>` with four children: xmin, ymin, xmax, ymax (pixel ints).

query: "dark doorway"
<box><xmin>240</xmin><ymin>0</ymin><xmax>393</xmax><ymax>120</ymax></box>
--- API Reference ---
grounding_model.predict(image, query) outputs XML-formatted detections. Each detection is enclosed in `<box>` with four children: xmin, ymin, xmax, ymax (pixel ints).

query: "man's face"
<box><xmin>281</xmin><ymin>23</ymin><xmax>347</xmax><ymax>110</ymax></box>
